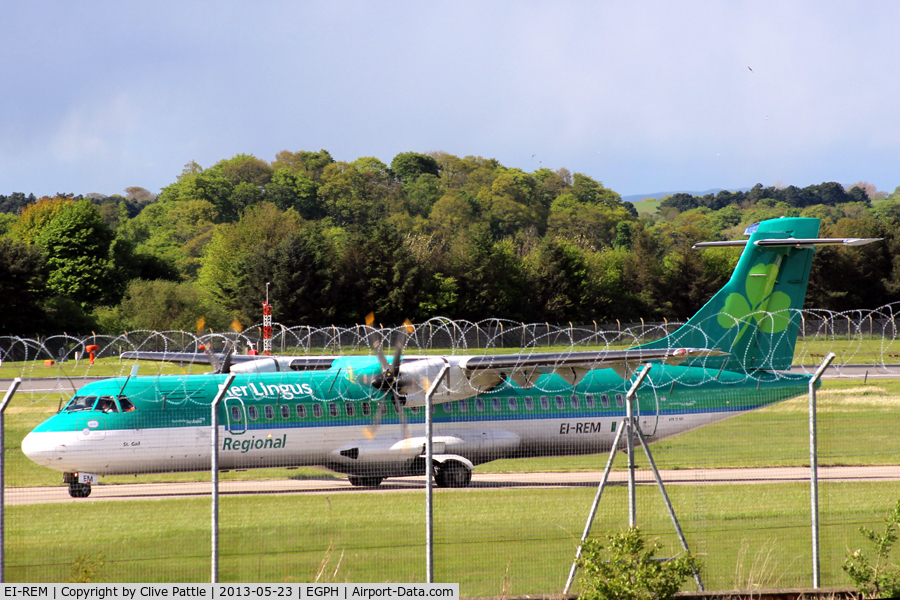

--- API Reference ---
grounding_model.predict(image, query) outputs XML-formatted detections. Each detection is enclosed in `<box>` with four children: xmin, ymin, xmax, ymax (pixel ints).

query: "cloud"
<box><xmin>51</xmin><ymin>93</ymin><xmax>138</xmax><ymax>164</ymax></box>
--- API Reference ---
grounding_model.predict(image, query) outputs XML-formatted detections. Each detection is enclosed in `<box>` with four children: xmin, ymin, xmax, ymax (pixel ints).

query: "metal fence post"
<box><xmin>211</xmin><ymin>372</ymin><xmax>237</xmax><ymax>584</ymax></box>
<box><xmin>0</xmin><ymin>378</ymin><xmax>22</xmax><ymax>583</ymax></box>
<box><xmin>809</xmin><ymin>352</ymin><xmax>835</xmax><ymax>588</ymax></box>
<box><xmin>425</xmin><ymin>362</ymin><xmax>450</xmax><ymax>584</ymax></box>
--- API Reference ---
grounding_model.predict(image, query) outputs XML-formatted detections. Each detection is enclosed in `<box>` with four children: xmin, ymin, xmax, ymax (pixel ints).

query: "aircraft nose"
<box><xmin>21</xmin><ymin>431</ymin><xmax>60</xmax><ymax>466</ymax></box>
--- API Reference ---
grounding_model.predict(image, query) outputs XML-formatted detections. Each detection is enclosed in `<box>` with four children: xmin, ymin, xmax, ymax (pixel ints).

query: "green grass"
<box><xmin>5</xmin><ymin>378</ymin><xmax>900</xmax><ymax>592</ymax></box>
<box><xmin>5</xmin><ymin>481</ymin><xmax>898</xmax><ymax>593</ymax></box>
<box><xmin>633</xmin><ymin>199</ymin><xmax>662</xmax><ymax>215</ymax></box>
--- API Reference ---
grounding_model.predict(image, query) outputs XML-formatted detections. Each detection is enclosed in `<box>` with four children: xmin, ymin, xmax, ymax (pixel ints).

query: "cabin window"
<box><xmin>600</xmin><ymin>394</ymin><xmax>610</xmax><ymax>408</ymax></box>
<box><xmin>540</xmin><ymin>396</ymin><xmax>550</xmax><ymax>410</ymax></box>
<box><xmin>95</xmin><ymin>396</ymin><xmax>119</xmax><ymax>413</ymax></box>
<box><xmin>585</xmin><ymin>394</ymin><xmax>595</xmax><ymax>409</ymax></box>
<box><xmin>345</xmin><ymin>403</ymin><xmax>355</xmax><ymax>417</ymax></box>
<box><xmin>312</xmin><ymin>404</ymin><xmax>323</xmax><ymax>418</ymax></box>
<box><xmin>378</xmin><ymin>402</ymin><xmax>388</xmax><ymax>416</ymax></box>
<box><xmin>329</xmin><ymin>403</ymin><xmax>339</xmax><ymax>417</ymax></box>
<box><xmin>458</xmin><ymin>399</ymin><xmax>468</xmax><ymax>412</ymax></box>
<box><xmin>264</xmin><ymin>405</ymin><xmax>275</xmax><ymax>419</ymax></box>
<box><xmin>524</xmin><ymin>396</ymin><xmax>534</xmax><ymax>410</ymax></box>
<box><xmin>570</xmin><ymin>395</ymin><xmax>580</xmax><ymax>409</ymax></box>
<box><xmin>444</xmin><ymin>402</ymin><xmax>453</xmax><ymax>413</ymax></box>
<box><xmin>508</xmin><ymin>397</ymin><xmax>518</xmax><ymax>411</ymax></box>
<box><xmin>492</xmin><ymin>398</ymin><xmax>502</xmax><ymax>411</ymax></box>
<box><xmin>280</xmin><ymin>405</ymin><xmax>290</xmax><ymax>419</ymax></box>
<box><xmin>475</xmin><ymin>398</ymin><xmax>485</xmax><ymax>412</ymax></box>
<box><xmin>615</xmin><ymin>394</ymin><xmax>625</xmax><ymax>407</ymax></box>
<box><xmin>361</xmin><ymin>402</ymin><xmax>371</xmax><ymax>417</ymax></box>
<box><xmin>297</xmin><ymin>404</ymin><xmax>307</xmax><ymax>418</ymax></box>
<box><xmin>248</xmin><ymin>406</ymin><xmax>259</xmax><ymax>420</ymax></box>
<box><xmin>65</xmin><ymin>396</ymin><xmax>97</xmax><ymax>412</ymax></box>
<box><xmin>555</xmin><ymin>395</ymin><xmax>565</xmax><ymax>410</ymax></box>
<box><xmin>230</xmin><ymin>406</ymin><xmax>242</xmax><ymax>421</ymax></box>
<box><xmin>410</xmin><ymin>406</ymin><xmax>420</xmax><ymax>414</ymax></box>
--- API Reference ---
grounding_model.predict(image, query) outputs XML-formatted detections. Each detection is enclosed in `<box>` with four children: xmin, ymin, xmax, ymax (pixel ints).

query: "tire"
<box><xmin>69</xmin><ymin>483</ymin><xmax>92</xmax><ymax>498</ymax></box>
<box><xmin>348</xmin><ymin>476</ymin><xmax>383</xmax><ymax>487</ymax></box>
<box><xmin>435</xmin><ymin>460</ymin><xmax>472</xmax><ymax>488</ymax></box>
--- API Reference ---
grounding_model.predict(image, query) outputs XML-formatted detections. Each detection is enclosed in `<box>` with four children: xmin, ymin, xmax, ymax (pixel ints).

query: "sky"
<box><xmin>2</xmin><ymin>1</ymin><xmax>899</xmax><ymax>199</ymax></box>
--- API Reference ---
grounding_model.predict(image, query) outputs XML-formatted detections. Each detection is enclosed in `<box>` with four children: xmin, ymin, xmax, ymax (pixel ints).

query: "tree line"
<box><xmin>1</xmin><ymin>150</ymin><xmax>898</xmax><ymax>335</ymax></box>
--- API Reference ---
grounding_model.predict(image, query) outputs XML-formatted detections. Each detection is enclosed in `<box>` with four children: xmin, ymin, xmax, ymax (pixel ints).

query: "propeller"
<box><xmin>197</xmin><ymin>317</ymin><xmax>241</xmax><ymax>374</ymax></box>
<box><xmin>364</xmin><ymin>313</ymin><xmax>414</xmax><ymax>439</ymax></box>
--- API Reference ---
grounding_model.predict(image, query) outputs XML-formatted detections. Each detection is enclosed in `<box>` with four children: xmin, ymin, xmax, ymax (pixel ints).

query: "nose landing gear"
<box><xmin>69</xmin><ymin>482</ymin><xmax>92</xmax><ymax>498</ymax></box>
<box><xmin>63</xmin><ymin>472</ymin><xmax>93</xmax><ymax>498</ymax></box>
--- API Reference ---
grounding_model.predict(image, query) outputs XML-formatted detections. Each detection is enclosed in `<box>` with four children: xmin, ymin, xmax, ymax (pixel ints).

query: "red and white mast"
<box><xmin>262</xmin><ymin>282</ymin><xmax>273</xmax><ymax>356</ymax></box>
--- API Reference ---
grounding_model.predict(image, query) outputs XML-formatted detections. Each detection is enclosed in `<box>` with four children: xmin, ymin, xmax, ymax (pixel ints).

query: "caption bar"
<box><xmin>1</xmin><ymin>585</ymin><xmax>459</xmax><ymax>600</ymax></box>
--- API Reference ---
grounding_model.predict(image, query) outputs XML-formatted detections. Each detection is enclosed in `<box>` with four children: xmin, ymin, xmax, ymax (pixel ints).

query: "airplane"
<box><xmin>21</xmin><ymin>217</ymin><xmax>882</xmax><ymax>498</ymax></box>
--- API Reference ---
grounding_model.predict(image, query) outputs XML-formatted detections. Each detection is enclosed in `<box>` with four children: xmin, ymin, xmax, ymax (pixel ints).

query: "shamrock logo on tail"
<box><xmin>717</xmin><ymin>262</ymin><xmax>792</xmax><ymax>343</ymax></box>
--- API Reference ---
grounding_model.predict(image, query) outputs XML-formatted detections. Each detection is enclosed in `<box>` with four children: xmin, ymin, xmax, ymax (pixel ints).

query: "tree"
<box><xmin>265</xmin><ymin>169</ymin><xmax>322</xmax><ymax>219</ymax></box>
<box><xmin>272</xmin><ymin>149</ymin><xmax>334</xmax><ymax>181</ymax></box>
<box><xmin>9</xmin><ymin>196</ymin><xmax>75</xmax><ymax>244</ymax></box>
<box><xmin>198</xmin><ymin>203</ymin><xmax>302</xmax><ymax>311</ymax></box>
<box><xmin>335</xmin><ymin>224</ymin><xmax>426</xmax><ymax>323</ymax></box>
<box><xmin>95</xmin><ymin>280</ymin><xmax>233</xmax><ymax>333</ymax></box>
<box><xmin>390</xmin><ymin>152</ymin><xmax>440</xmax><ymax>184</ymax></box>
<box><xmin>215</xmin><ymin>154</ymin><xmax>274</xmax><ymax>188</ymax></box>
<box><xmin>35</xmin><ymin>200</ymin><xmax>124</xmax><ymax>309</ymax></box>
<box><xmin>238</xmin><ymin>222</ymin><xmax>339</xmax><ymax>325</ymax></box>
<box><xmin>577</xmin><ymin>527</ymin><xmax>700</xmax><ymax>600</ymax></box>
<box><xmin>521</xmin><ymin>237</ymin><xmax>590</xmax><ymax>322</ymax></box>
<box><xmin>0</xmin><ymin>237</ymin><xmax>49</xmax><ymax>334</ymax></box>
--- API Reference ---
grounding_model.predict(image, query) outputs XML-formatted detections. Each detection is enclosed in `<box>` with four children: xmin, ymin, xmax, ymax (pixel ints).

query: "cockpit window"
<box><xmin>95</xmin><ymin>396</ymin><xmax>119</xmax><ymax>413</ymax></box>
<box><xmin>65</xmin><ymin>396</ymin><xmax>97</xmax><ymax>412</ymax></box>
<box><xmin>119</xmin><ymin>396</ymin><xmax>136</xmax><ymax>412</ymax></box>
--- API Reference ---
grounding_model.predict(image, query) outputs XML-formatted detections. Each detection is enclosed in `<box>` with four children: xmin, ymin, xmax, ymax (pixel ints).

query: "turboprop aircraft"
<box><xmin>22</xmin><ymin>217</ymin><xmax>881</xmax><ymax>497</ymax></box>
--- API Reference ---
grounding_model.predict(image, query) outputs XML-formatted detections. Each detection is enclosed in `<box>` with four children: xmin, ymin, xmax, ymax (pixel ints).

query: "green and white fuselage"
<box><xmin>23</xmin><ymin>358</ymin><xmax>810</xmax><ymax>478</ymax></box>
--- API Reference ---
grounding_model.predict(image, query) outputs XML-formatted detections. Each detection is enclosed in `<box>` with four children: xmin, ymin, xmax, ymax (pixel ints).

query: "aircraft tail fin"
<box><xmin>639</xmin><ymin>217</ymin><xmax>823</xmax><ymax>372</ymax></box>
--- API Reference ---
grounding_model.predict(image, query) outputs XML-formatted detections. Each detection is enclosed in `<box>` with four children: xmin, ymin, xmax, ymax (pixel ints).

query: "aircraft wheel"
<box><xmin>68</xmin><ymin>483</ymin><xmax>91</xmax><ymax>498</ymax></box>
<box><xmin>435</xmin><ymin>460</ymin><xmax>472</xmax><ymax>488</ymax></box>
<box><xmin>348</xmin><ymin>476</ymin><xmax>383</xmax><ymax>487</ymax></box>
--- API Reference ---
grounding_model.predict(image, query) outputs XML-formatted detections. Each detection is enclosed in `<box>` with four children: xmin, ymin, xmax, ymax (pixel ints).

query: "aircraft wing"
<box><xmin>397</xmin><ymin>347</ymin><xmax>727</xmax><ymax>402</ymax></box>
<box><xmin>121</xmin><ymin>351</ymin><xmax>261</xmax><ymax>364</ymax></box>
<box><xmin>456</xmin><ymin>347</ymin><xmax>725</xmax><ymax>386</ymax></box>
<box><xmin>119</xmin><ymin>351</ymin><xmax>336</xmax><ymax>373</ymax></box>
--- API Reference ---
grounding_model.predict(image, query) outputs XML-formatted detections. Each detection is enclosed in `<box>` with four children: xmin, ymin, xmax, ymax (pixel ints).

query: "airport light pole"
<box><xmin>211</xmin><ymin>372</ymin><xmax>237</xmax><ymax>584</ymax></box>
<box><xmin>0</xmin><ymin>378</ymin><xmax>22</xmax><ymax>583</ymax></box>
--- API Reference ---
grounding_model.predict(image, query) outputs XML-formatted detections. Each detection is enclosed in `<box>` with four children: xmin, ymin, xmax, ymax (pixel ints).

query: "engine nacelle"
<box><xmin>396</xmin><ymin>357</ymin><xmax>499</xmax><ymax>406</ymax></box>
<box><xmin>229</xmin><ymin>357</ymin><xmax>295</xmax><ymax>374</ymax></box>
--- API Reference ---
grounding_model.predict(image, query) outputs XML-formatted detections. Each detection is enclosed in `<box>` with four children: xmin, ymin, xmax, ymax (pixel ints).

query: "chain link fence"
<box><xmin>1</xmin><ymin>304</ymin><xmax>899</xmax><ymax>592</ymax></box>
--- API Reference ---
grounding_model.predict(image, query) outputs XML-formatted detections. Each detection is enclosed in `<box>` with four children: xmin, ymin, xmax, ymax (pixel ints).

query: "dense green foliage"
<box><xmin>577</xmin><ymin>527</ymin><xmax>701</xmax><ymax>600</ymax></box>
<box><xmin>1</xmin><ymin>152</ymin><xmax>899</xmax><ymax>334</ymax></box>
<box><xmin>844</xmin><ymin>498</ymin><xmax>900</xmax><ymax>599</ymax></box>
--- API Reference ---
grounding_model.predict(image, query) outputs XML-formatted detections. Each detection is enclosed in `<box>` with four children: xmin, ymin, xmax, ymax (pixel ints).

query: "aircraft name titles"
<box><xmin>222</xmin><ymin>435</ymin><xmax>287</xmax><ymax>453</ymax></box>
<box><xmin>221</xmin><ymin>383</ymin><xmax>314</xmax><ymax>401</ymax></box>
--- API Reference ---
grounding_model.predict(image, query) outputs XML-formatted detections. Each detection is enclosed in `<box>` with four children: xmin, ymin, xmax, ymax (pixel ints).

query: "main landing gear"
<box><xmin>64</xmin><ymin>473</ymin><xmax>92</xmax><ymax>498</ymax></box>
<box><xmin>434</xmin><ymin>460</ymin><xmax>472</xmax><ymax>488</ymax></box>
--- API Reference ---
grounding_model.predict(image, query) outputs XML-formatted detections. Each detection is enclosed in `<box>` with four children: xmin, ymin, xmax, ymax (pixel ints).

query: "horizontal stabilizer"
<box><xmin>693</xmin><ymin>237</ymin><xmax>882</xmax><ymax>249</ymax></box>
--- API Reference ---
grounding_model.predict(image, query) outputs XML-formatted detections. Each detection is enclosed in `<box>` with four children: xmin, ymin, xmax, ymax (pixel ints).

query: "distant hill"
<box><xmin>622</xmin><ymin>188</ymin><xmax>750</xmax><ymax>204</ymax></box>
